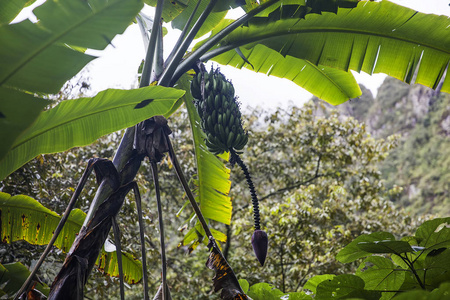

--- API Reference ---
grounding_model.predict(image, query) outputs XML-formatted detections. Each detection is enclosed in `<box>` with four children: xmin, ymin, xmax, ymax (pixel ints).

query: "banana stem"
<box><xmin>230</xmin><ymin>149</ymin><xmax>260</xmax><ymax>231</ymax></box>
<box><xmin>140</xmin><ymin>0</ymin><xmax>164</xmax><ymax>87</ymax></box>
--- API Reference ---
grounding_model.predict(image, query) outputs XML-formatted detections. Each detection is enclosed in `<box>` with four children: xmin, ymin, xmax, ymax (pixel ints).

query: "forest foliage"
<box><xmin>1</xmin><ymin>100</ymin><xmax>432</xmax><ymax>298</ymax></box>
<box><xmin>1</xmin><ymin>0</ymin><xmax>450</xmax><ymax>299</ymax></box>
<box><xmin>316</xmin><ymin>77</ymin><xmax>450</xmax><ymax>216</ymax></box>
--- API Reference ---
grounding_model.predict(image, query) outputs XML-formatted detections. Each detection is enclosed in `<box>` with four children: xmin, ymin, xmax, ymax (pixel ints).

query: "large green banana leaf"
<box><xmin>0</xmin><ymin>86</ymin><xmax>185</xmax><ymax>181</ymax></box>
<box><xmin>184</xmin><ymin>90</ymin><xmax>232</xmax><ymax>224</ymax></box>
<box><xmin>199</xmin><ymin>1</ymin><xmax>450</xmax><ymax>104</ymax></box>
<box><xmin>0</xmin><ymin>0</ymin><xmax>143</xmax><ymax>94</ymax></box>
<box><xmin>172</xmin><ymin>74</ymin><xmax>229</xmax><ymax>247</ymax></box>
<box><xmin>184</xmin><ymin>98</ymin><xmax>231</xmax><ymax>241</ymax></box>
<box><xmin>0</xmin><ymin>192</ymin><xmax>143</xmax><ymax>284</ymax></box>
<box><xmin>0</xmin><ymin>0</ymin><xmax>153</xmax><ymax>181</ymax></box>
<box><xmin>144</xmin><ymin>0</ymin><xmax>188</xmax><ymax>22</ymax></box>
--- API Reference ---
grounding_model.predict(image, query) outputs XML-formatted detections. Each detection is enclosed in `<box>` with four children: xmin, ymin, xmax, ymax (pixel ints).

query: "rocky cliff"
<box><xmin>313</xmin><ymin>77</ymin><xmax>450</xmax><ymax>216</ymax></box>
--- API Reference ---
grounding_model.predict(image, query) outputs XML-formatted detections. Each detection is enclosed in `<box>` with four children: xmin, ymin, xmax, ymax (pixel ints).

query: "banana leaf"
<box><xmin>0</xmin><ymin>86</ymin><xmax>185</xmax><ymax>181</ymax></box>
<box><xmin>198</xmin><ymin>1</ymin><xmax>450</xmax><ymax>104</ymax></box>
<box><xmin>0</xmin><ymin>0</ymin><xmax>143</xmax><ymax>94</ymax></box>
<box><xmin>0</xmin><ymin>192</ymin><xmax>143</xmax><ymax>284</ymax></box>
<box><xmin>173</xmin><ymin>74</ymin><xmax>232</xmax><ymax>247</ymax></box>
<box><xmin>0</xmin><ymin>262</ymin><xmax>49</xmax><ymax>298</ymax></box>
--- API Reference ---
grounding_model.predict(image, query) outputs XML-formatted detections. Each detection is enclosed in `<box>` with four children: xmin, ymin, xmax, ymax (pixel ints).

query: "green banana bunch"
<box><xmin>191</xmin><ymin>68</ymin><xmax>248</xmax><ymax>155</ymax></box>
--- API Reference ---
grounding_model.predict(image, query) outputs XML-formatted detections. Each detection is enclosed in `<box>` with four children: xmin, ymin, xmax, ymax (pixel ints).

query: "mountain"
<box><xmin>313</xmin><ymin>77</ymin><xmax>450</xmax><ymax>216</ymax></box>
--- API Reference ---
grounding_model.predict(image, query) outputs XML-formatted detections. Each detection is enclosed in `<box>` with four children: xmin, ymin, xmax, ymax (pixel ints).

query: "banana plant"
<box><xmin>1</xmin><ymin>0</ymin><xmax>449</xmax><ymax>298</ymax></box>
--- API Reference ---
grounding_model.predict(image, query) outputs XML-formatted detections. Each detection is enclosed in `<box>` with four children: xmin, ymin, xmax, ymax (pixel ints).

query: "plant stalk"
<box><xmin>133</xmin><ymin>183</ymin><xmax>150</xmax><ymax>300</ymax></box>
<box><xmin>14</xmin><ymin>159</ymin><xmax>97</xmax><ymax>300</ymax></box>
<box><xmin>230</xmin><ymin>149</ymin><xmax>260</xmax><ymax>230</ymax></box>
<box><xmin>140</xmin><ymin>0</ymin><xmax>164</xmax><ymax>87</ymax></box>
<box><xmin>150</xmin><ymin>161</ymin><xmax>168</xmax><ymax>300</ymax></box>
<box><xmin>170</xmin><ymin>0</ymin><xmax>280</xmax><ymax>85</ymax></box>
<box><xmin>165</xmin><ymin>136</ymin><xmax>214</xmax><ymax>239</ymax></box>
<box><xmin>165</xmin><ymin>0</ymin><xmax>203</xmax><ymax>67</ymax></box>
<box><xmin>398</xmin><ymin>254</ymin><xmax>425</xmax><ymax>289</ymax></box>
<box><xmin>159</xmin><ymin>0</ymin><xmax>219</xmax><ymax>86</ymax></box>
<box><xmin>111</xmin><ymin>217</ymin><xmax>125</xmax><ymax>300</ymax></box>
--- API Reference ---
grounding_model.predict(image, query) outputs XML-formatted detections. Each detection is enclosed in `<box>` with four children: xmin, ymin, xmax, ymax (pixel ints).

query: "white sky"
<box><xmin>15</xmin><ymin>0</ymin><xmax>450</xmax><ymax>110</ymax></box>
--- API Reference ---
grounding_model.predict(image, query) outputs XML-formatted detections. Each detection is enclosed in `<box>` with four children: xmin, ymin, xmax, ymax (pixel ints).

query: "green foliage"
<box><xmin>183</xmin><ymin>97</ymin><xmax>231</xmax><ymax>247</ymax></box>
<box><xmin>212</xmin><ymin>102</ymin><xmax>416</xmax><ymax>294</ymax></box>
<box><xmin>0</xmin><ymin>0</ymin><xmax>143</xmax><ymax>94</ymax></box>
<box><xmin>2</xmin><ymin>0</ymin><xmax>450</xmax><ymax>298</ymax></box>
<box><xmin>314</xmin><ymin>77</ymin><xmax>450</xmax><ymax>216</ymax></box>
<box><xmin>199</xmin><ymin>1</ymin><xmax>450</xmax><ymax>104</ymax></box>
<box><xmin>0</xmin><ymin>0</ymin><xmax>37</xmax><ymax>25</ymax></box>
<box><xmin>0</xmin><ymin>88</ymin><xmax>51</xmax><ymax>162</ymax></box>
<box><xmin>1</xmin><ymin>102</ymin><xmax>415</xmax><ymax>298</ymax></box>
<box><xmin>326</xmin><ymin>77</ymin><xmax>450</xmax><ymax>216</ymax></box>
<box><xmin>380</xmin><ymin>88</ymin><xmax>450</xmax><ymax>215</ymax></box>
<box><xmin>0</xmin><ymin>192</ymin><xmax>143</xmax><ymax>285</ymax></box>
<box><xmin>0</xmin><ymin>86</ymin><xmax>184</xmax><ymax>181</ymax></box>
<box><xmin>300</xmin><ymin>218</ymin><xmax>450</xmax><ymax>299</ymax></box>
<box><xmin>1</xmin><ymin>109</ymin><xmax>200</xmax><ymax>298</ymax></box>
<box><xmin>246</xmin><ymin>281</ymin><xmax>311</xmax><ymax>300</ymax></box>
<box><xmin>0</xmin><ymin>261</ymin><xmax>49</xmax><ymax>298</ymax></box>
<box><xmin>0</xmin><ymin>192</ymin><xmax>84</xmax><ymax>252</ymax></box>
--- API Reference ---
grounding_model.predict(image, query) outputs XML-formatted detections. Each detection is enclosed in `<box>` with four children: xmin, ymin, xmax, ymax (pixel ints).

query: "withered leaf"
<box><xmin>206</xmin><ymin>241</ymin><xmax>250</xmax><ymax>300</ymax></box>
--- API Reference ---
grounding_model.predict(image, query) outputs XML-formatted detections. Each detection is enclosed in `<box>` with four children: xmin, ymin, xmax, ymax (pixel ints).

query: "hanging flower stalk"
<box><xmin>190</xmin><ymin>66</ymin><xmax>268</xmax><ymax>266</ymax></box>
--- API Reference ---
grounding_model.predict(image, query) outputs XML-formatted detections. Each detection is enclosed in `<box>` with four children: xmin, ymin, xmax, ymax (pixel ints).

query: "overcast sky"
<box><xmin>16</xmin><ymin>0</ymin><xmax>450</xmax><ymax>110</ymax></box>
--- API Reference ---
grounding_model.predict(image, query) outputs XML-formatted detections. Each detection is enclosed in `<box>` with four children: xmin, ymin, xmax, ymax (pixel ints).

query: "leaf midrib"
<box><xmin>211</xmin><ymin>26</ymin><xmax>450</xmax><ymax>61</ymax></box>
<box><xmin>0</xmin><ymin>0</ymin><xmax>125</xmax><ymax>88</ymax></box>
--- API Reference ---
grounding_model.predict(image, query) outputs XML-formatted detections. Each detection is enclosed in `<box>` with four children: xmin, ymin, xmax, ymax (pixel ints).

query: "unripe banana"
<box><xmin>191</xmin><ymin>78</ymin><xmax>201</xmax><ymax>99</ymax></box>
<box><xmin>214</xmin><ymin>123</ymin><xmax>220</xmax><ymax>137</ymax></box>
<box><xmin>225</xmin><ymin>109</ymin><xmax>231</xmax><ymax>125</ymax></box>
<box><xmin>207</xmin><ymin>116</ymin><xmax>214</xmax><ymax>133</ymax></box>
<box><xmin>215</xmin><ymin>95</ymin><xmax>221</xmax><ymax>108</ymax></box>
<box><xmin>190</xmin><ymin>67</ymin><xmax>249</xmax><ymax>154</ymax></box>
<box><xmin>229</xmin><ymin>115</ymin><xmax>235</xmax><ymax>129</ymax></box>
<box><xmin>227</xmin><ymin>131</ymin><xmax>235</xmax><ymax>148</ymax></box>
<box><xmin>218</xmin><ymin>124</ymin><xmax>227</xmax><ymax>143</ymax></box>
<box><xmin>229</xmin><ymin>83</ymin><xmax>235</xmax><ymax>97</ymax></box>
<box><xmin>220</xmin><ymin>113</ymin><xmax>226</xmax><ymax>126</ymax></box>
<box><xmin>235</xmin><ymin>133</ymin><xmax>245</xmax><ymax>148</ymax></box>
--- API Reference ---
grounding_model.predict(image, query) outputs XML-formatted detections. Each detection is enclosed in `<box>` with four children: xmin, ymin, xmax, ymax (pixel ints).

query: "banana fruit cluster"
<box><xmin>191</xmin><ymin>68</ymin><xmax>248</xmax><ymax>155</ymax></box>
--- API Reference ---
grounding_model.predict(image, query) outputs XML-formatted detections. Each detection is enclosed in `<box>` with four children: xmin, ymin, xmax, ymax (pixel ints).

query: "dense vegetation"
<box><xmin>1</xmin><ymin>96</ymin><xmax>426</xmax><ymax>298</ymax></box>
<box><xmin>1</xmin><ymin>0</ymin><xmax>450</xmax><ymax>299</ymax></box>
<box><xmin>316</xmin><ymin>78</ymin><xmax>450</xmax><ymax>216</ymax></box>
